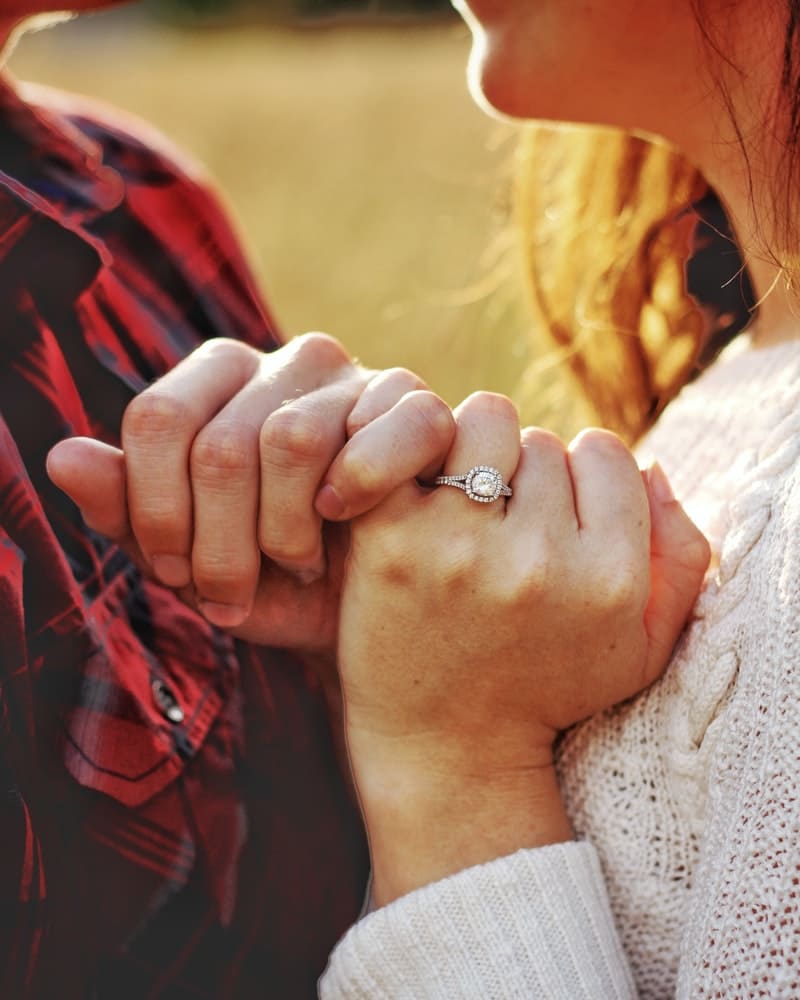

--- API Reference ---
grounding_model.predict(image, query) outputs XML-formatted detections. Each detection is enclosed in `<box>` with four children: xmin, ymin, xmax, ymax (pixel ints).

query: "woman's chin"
<box><xmin>465</xmin><ymin>42</ymin><xmax>538</xmax><ymax>123</ymax></box>
<box><xmin>463</xmin><ymin>31</ymin><xmax>522</xmax><ymax>121</ymax></box>
<box><xmin>466</xmin><ymin>43</ymin><xmax>634</xmax><ymax>132</ymax></box>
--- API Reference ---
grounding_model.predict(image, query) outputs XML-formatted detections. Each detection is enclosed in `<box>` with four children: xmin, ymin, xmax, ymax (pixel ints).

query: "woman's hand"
<box><xmin>46</xmin><ymin>334</ymin><xmax>454</xmax><ymax>659</ymax></box>
<box><xmin>338</xmin><ymin>392</ymin><xmax>710</xmax><ymax>905</ymax></box>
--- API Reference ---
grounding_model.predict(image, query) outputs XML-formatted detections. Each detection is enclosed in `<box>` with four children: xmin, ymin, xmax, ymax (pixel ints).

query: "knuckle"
<box><xmin>436</xmin><ymin>532</ymin><xmax>482</xmax><ymax>589</ymax></box>
<box><xmin>347</xmin><ymin>370</ymin><xmax>432</xmax><ymax>437</ymax></box>
<box><xmin>517</xmin><ymin>554</ymin><xmax>551</xmax><ymax>598</ymax></box>
<box><xmin>521</xmin><ymin>426</ymin><xmax>566</xmax><ymax>457</ymax></box>
<box><xmin>683</xmin><ymin>531</ymin><xmax>712</xmax><ymax>573</ymax></box>
<box><xmin>405</xmin><ymin>391</ymin><xmax>455</xmax><ymax>446</ymax></box>
<box><xmin>123</xmin><ymin>390</ymin><xmax>192</xmax><ymax>442</ymax></box>
<box><xmin>132</xmin><ymin>499</ymin><xmax>184</xmax><ymax>538</ymax></box>
<box><xmin>258</xmin><ymin>524</ymin><xmax>319</xmax><ymax>564</ymax></box>
<box><xmin>570</xmin><ymin>427</ymin><xmax>631</xmax><ymax>461</ymax></box>
<box><xmin>292</xmin><ymin>331</ymin><xmax>351</xmax><ymax>369</ymax></box>
<box><xmin>260</xmin><ymin>404</ymin><xmax>326</xmax><ymax>466</ymax></box>
<box><xmin>461</xmin><ymin>391</ymin><xmax>519</xmax><ymax>422</ymax></box>
<box><xmin>336</xmin><ymin>447</ymin><xmax>388</xmax><ymax>498</ymax></box>
<box><xmin>193</xmin><ymin>551</ymin><xmax>259</xmax><ymax>593</ymax></box>
<box><xmin>487</xmin><ymin>545</ymin><xmax>552</xmax><ymax>606</ymax></box>
<box><xmin>191</xmin><ymin>423</ymin><xmax>256</xmax><ymax>480</ymax></box>
<box><xmin>199</xmin><ymin>336</ymin><xmax>256</xmax><ymax>367</ymax></box>
<box><xmin>346</xmin><ymin>410</ymin><xmax>370</xmax><ymax>438</ymax></box>
<box><xmin>381</xmin><ymin>367</ymin><xmax>428</xmax><ymax>392</ymax></box>
<box><xmin>597</xmin><ymin>563</ymin><xmax>646</xmax><ymax>614</ymax></box>
<box><xmin>352</xmin><ymin>523</ymin><xmax>414</xmax><ymax>585</ymax></box>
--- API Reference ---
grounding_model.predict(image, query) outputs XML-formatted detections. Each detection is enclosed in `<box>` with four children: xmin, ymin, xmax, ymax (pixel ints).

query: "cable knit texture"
<box><xmin>320</xmin><ymin>336</ymin><xmax>800</xmax><ymax>999</ymax></box>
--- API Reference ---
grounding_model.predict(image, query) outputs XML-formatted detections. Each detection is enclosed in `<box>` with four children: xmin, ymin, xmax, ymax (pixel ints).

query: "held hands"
<box><xmin>47</xmin><ymin>337</ymin><xmax>709</xmax><ymax>898</ymax></box>
<box><xmin>46</xmin><ymin>334</ymin><xmax>454</xmax><ymax>657</ymax></box>
<box><xmin>337</xmin><ymin>392</ymin><xmax>710</xmax><ymax>904</ymax></box>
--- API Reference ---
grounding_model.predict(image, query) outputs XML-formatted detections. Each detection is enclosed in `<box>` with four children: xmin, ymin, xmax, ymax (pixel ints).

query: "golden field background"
<box><xmin>10</xmin><ymin>18</ymin><xmax>559</xmax><ymax>415</ymax></box>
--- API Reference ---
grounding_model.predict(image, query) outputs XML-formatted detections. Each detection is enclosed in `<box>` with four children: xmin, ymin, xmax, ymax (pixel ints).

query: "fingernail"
<box><xmin>198</xmin><ymin>601</ymin><xmax>250</xmax><ymax>629</ymax></box>
<box><xmin>648</xmin><ymin>462</ymin><xmax>676</xmax><ymax>504</ymax></box>
<box><xmin>315</xmin><ymin>484</ymin><xmax>345</xmax><ymax>520</ymax></box>
<box><xmin>152</xmin><ymin>554</ymin><xmax>192</xmax><ymax>588</ymax></box>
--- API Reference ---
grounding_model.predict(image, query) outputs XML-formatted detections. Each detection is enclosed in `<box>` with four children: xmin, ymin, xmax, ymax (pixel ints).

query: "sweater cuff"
<box><xmin>319</xmin><ymin>841</ymin><xmax>636</xmax><ymax>999</ymax></box>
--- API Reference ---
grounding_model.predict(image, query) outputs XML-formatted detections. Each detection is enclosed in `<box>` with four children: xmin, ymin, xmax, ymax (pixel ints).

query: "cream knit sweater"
<box><xmin>319</xmin><ymin>334</ymin><xmax>800</xmax><ymax>999</ymax></box>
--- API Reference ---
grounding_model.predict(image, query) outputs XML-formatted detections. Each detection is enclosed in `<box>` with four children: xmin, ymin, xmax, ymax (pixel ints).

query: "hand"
<box><xmin>46</xmin><ymin>334</ymin><xmax>454</xmax><ymax>659</ymax></box>
<box><xmin>337</xmin><ymin>392</ymin><xmax>710</xmax><ymax>903</ymax></box>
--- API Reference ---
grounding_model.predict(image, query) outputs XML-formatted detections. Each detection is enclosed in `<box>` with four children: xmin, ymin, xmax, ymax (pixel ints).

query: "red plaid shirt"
<box><xmin>0</xmin><ymin>77</ymin><xmax>367</xmax><ymax>999</ymax></box>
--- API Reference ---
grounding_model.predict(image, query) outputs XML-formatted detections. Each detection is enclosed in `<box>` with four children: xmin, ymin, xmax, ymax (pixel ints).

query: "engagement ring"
<box><xmin>433</xmin><ymin>465</ymin><xmax>513</xmax><ymax>503</ymax></box>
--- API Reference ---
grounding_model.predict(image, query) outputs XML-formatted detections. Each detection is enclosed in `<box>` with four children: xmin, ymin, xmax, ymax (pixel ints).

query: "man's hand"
<box><xmin>47</xmin><ymin>334</ymin><xmax>454</xmax><ymax>657</ymax></box>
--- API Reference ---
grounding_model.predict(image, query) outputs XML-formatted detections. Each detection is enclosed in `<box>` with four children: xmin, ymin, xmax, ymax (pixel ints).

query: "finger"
<box><xmin>435</xmin><ymin>392</ymin><xmax>521</xmax><ymax>514</ymax></box>
<box><xmin>315</xmin><ymin>390</ymin><xmax>455</xmax><ymax>521</ymax></box>
<box><xmin>567</xmin><ymin>429</ymin><xmax>650</xmax><ymax>618</ymax></box>
<box><xmin>122</xmin><ymin>338</ymin><xmax>260</xmax><ymax>587</ymax></box>
<box><xmin>567</xmin><ymin>428</ymin><xmax>649</xmax><ymax>543</ymax></box>
<box><xmin>346</xmin><ymin>367</ymin><xmax>429</xmax><ymax>437</ymax></box>
<box><xmin>506</xmin><ymin>427</ymin><xmax>576</xmax><ymax>533</ymax></box>
<box><xmin>189</xmin><ymin>335</ymin><xmax>362</xmax><ymax>617</ymax></box>
<box><xmin>47</xmin><ymin>438</ymin><xmax>130</xmax><ymax>539</ymax></box>
<box><xmin>258</xmin><ymin>370</ymin><xmax>369</xmax><ymax>578</ymax></box>
<box><xmin>46</xmin><ymin>438</ymin><xmax>147</xmax><ymax>571</ymax></box>
<box><xmin>188</xmin><ymin>415</ymin><xmax>262</xmax><ymax>627</ymax></box>
<box><xmin>642</xmin><ymin>462</ymin><xmax>711</xmax><ymax>682</ymax></box>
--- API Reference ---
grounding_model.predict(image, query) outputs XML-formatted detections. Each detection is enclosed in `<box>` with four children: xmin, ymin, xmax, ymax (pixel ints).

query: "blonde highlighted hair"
<box><xmin>515</xmin><ymin>125</ymin><xmax>715</xmax><ymax>443</ymax></box>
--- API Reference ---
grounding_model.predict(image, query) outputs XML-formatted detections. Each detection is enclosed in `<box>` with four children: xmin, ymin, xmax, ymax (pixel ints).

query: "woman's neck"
<box><xmin>739</xmin><ymin>256</ymin><xmax>799</xmax><ymax>348</ymax></box>
<box><xmin>702</xmin><ymin>149</ymin><xmax>800</xmax><ymax>348</ymax></box>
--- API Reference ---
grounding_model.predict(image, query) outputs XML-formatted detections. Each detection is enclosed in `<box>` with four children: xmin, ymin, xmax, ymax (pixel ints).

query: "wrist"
<box><xmin>350</xmin><ymin>738</ymin><xmax>572</xmax><ymax>907</ymax></box>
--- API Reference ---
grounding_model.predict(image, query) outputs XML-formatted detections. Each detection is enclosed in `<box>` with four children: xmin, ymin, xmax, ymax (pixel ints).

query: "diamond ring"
<box><xmin>433</xmin><ymin>465</ymin><xmax>513</xmax><ymax>503</ymax></box>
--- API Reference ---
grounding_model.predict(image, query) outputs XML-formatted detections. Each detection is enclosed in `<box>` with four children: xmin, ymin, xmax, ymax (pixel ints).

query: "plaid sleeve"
<box><xmin>70</xmin><ymin>107</ymin><xmax>284</xmax><ymax>355</ymax></box>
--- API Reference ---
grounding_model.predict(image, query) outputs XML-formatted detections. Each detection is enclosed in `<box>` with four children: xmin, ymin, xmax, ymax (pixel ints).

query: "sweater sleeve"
<box><xmin>318</xmin><ymin>841</ymin><xmax>637</xmax><ymax>999</ymax></box>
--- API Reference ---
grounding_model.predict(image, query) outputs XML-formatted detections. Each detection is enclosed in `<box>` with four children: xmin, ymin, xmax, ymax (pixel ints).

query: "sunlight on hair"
<box><xmin>514</xmin><ymin>125</ymin><xmax>709</xmax><ymax>442</ymax></box>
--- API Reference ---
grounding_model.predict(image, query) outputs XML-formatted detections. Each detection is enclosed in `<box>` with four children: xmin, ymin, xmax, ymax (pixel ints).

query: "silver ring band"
<box><xmin>433</xmin><ymin>465</ymin><xmax>513</xmax><ymax>503</ymax></box>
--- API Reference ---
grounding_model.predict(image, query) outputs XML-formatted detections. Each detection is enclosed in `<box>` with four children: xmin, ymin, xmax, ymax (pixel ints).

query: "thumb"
<box><xmin>48</xmin><ymin>438</ymin><xmax>197</xmax><ymax>611</ymax></box>
<box><xmin>47</xmin><ymin>437</ymin><xmax>133</xmax><ymax>543</ymax></box>
<box><xmin>642</xmin><ymin>462</ymin><xmax>711</xmax><ymax>680</ymax></box>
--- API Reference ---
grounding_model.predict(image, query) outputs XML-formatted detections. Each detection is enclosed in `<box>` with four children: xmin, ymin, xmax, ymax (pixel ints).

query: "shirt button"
<box><xmin>151</xmin><ymin>679</ymin><xmax>185</xmax><ymax>725</ymax></box>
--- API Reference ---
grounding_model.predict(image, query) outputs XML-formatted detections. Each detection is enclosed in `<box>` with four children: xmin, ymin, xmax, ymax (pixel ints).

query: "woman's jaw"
<box><xmin>458</xmin><ymin>0</ymin><xmax>798</xmax><ymax>342</ymax></box>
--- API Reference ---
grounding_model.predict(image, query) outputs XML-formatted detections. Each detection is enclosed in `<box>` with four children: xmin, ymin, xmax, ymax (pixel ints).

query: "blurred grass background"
<box><xmin>9</xmin><ymin>14</ymin><xmax>551</xmax><ymax>413</ymax></box>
